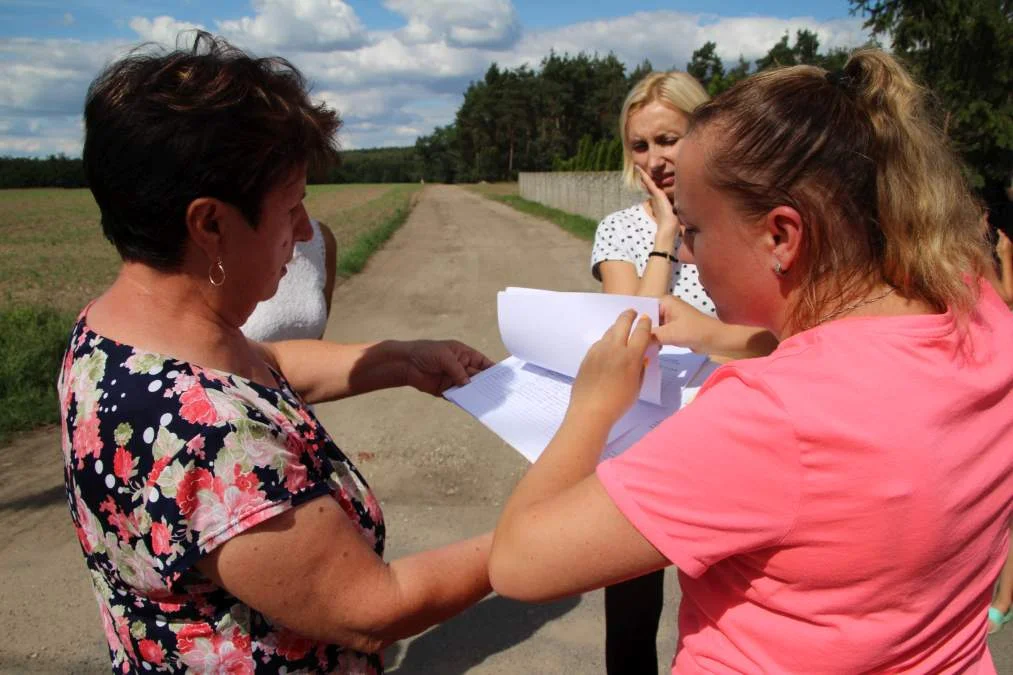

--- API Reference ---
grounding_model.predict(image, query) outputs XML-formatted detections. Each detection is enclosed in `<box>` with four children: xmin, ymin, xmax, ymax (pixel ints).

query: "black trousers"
<box><xmin>604</xmin><ymin>569</ymin><xmax>665</xmax><ymax>675</ymax></box>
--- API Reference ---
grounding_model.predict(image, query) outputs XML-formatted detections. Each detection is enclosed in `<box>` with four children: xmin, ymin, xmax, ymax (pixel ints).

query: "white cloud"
<box><xmin>296</xmin><ymin>34</ymin><xmax>489</xmax><ymax>88</ymax></box>
<box><xmin>385</xmin><ymin>0</ymin><xmax>521</xmax><ymax>49</ymax></box>
<box><xmin>0</xmin><ymin>39</ymin><xmax>126</xmax><ymax>116</ymax></box>
<box><xmin>1</xmin><ymin>8</ymin><xmax>871</xmax><ymax>157</ymax></box>
<box><xmin>0</xmin><ymin>115</ymin><xmax>82</xmax><ymax>157</ymax></box>
<box><xmin>218</xmin><ymin>0</ymin><xmax>366</xmax><ymax>52</ymax></box>
<box><xmin>129</xmin><ymin>16</ymin><xmax>206</xmax><ymax>46</ymax></box>
<box><xmin>507</xmin><ymin>12</ymin><xmax>868</xmax><ymax>74</ymax></box>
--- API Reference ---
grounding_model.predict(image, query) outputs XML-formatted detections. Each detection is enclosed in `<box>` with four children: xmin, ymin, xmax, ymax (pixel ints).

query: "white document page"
<box><xmin>445</xmin><ymin>346</ymin><xmax>711</xmax><ymax>463</ymax></box>
<box><xmin>600</xmin><ymin>354</ymin><xmax>717</xmax><ymax>461</ymax></box>
<box><xmin>497</xmin><ymin>287</ymin><xmax>662</xmax><ymax>404</ymax></box>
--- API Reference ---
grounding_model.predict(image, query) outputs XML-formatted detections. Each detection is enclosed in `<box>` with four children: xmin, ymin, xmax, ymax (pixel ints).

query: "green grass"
<box><xmin>0</xmin><ymin>305</ymin><xmax>76</xmax><ymax>444</ymax></box>
<box><xmin>0</xmin><ymin>183</ymin><xmax>422</xmax><ymax>444</ymax></box>
<box><xmin>336</xmin><ymin>189</ymin><xmax>416</xmax><ymax>275</ymax></box>
<box><xmin>485</xmin><ymin>193</ymin><xmax>598</xmax><ymax>242</ymax></box>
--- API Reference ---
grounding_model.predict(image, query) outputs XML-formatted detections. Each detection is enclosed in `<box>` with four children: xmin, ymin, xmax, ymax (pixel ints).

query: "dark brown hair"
<box><xmin>83</xmin><ymin>31</ymin><xmax>340</xmax><ymax>269</ymax></box>
<box><xmin>689</xmin><ymin>49</ymin><xmax>990</xmax><ymax>331</ymax></box>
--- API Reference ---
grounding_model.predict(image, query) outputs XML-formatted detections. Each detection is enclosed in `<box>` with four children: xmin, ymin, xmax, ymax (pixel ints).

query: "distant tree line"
<box><xmin>0</xmin><ymin>148</ymin><xmax>425</xmax><ymax>189</ymax></box>
<box><xmin>0</xmin><ymin>155</ymin><xmax>87</xmax><ymax>188</ymax></box>
<box><xmin>320</xmin><ymin>146</ymin><xmax>422</xmax><ymax>184</ymax></box>
<box><xmin>415</xmin><ymin>52</ymin><xmax>651</xmax><ymax>182</ymax></box>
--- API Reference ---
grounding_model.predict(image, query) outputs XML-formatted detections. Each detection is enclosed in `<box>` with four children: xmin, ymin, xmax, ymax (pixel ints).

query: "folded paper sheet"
<box><xmin>445</xmin><ymin>287</ymin><xmax>718</xmax><ymax>462</ymax></box>
<box><xmin>445</xmin><ymin>347</ymin><xmax>713</xmax><ymax>462</ymax></box>
<box><xmin>497</xmin><ymin>287</ymin><xmax>662</xmax><ymax>404</ymax></box>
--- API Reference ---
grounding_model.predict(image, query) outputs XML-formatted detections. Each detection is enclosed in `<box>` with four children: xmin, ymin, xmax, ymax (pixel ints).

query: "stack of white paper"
<box><xmin>445</xmin><ymin>287</ymin><xmax>717</xmax><ymax>462</ymax></box>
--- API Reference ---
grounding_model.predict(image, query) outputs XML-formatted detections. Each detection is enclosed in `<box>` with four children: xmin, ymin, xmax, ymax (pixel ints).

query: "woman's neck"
<box><xmin>86</xmin><ymin>263</ymin><xmax>261</xmax><ymax>380</ymax></box>
<box><xmin>778</xmin><ymin>281</ymin><xmax>940</xmax><ymax>339</ymax></box>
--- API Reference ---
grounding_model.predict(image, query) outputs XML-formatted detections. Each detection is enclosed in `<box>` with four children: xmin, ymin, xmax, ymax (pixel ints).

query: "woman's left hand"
<box><xmin>568</xmin><ymin>310</ymin><xmax>653</xmax><ymax>424</ymax></box>
<box><xmin>998</xmin><ymin>229</ymin><xmax>1012</xmax><ymax>259</ymax></box>
<box><xmin>654</xmin><ymin>295</ymin><xmax>718</xmax><ymax>353</ymax></box>
<box><xmin>403</xmin><ymin>340</ymin><xmax>495</xmax><ymax>396</ymax></box>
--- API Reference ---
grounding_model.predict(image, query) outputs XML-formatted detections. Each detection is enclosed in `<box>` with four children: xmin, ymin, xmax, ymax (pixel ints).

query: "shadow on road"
<box><xmin>0</xmin><ymin>484</ymin><xmax>65</xmax><ymax>512</ymax></box>
<box><xmin>386</xmin><ymin>594</ymin><xmax>581</xmax><ymax>674</ymax></box>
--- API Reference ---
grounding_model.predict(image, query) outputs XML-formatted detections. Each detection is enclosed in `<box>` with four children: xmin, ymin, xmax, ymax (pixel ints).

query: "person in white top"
<box><xmin>242</xmin><ymin>218</ymin><xmax>337</xmax><ymax>341</ymax></box>
<box><xmin>590</xmin><ymin>70</ymin><xmax>777</xmax><ymax>675</ymax></box>
<box><xmin>592</xmin><ymin>72</ymin><xmax>778</xmax><ymax>363</ymax></box>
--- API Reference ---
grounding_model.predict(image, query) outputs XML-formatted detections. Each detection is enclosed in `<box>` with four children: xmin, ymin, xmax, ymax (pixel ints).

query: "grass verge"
<box><xmin>483</xmin><ymin>193</ymin><xmax>598</xmax><ymax>242</ymax></box>
<box><xmin>335</xmin><ymin>186</ymin><xmax>419</xmax><ymax>275</ymax></box>
<box><xmin>0</xmin><ymin>305</ymin><xmax>76</xmax><ymax>445</ymax></box>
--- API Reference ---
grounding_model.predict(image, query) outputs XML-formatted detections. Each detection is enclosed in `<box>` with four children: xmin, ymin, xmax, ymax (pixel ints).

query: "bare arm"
<box><xmin>598</xmin><ymin>177</ymin><xmax>681</xmax><ymax>298</ymax></box>
<box><xmin>197</xmin><ymin>497</ymin><xmax>491</xmax><ymax>653</ymax></box>
<box><xmin>599</xmin><ymin>258</ymin><xmax>677</xmax><ymax>297</ymax></box>
<box><xmin>601</xmin><ymin>279</ymin><xmax>777</xmax><ymax>361</ymax></box>
<box><xmin>490</xmin><ymin>311</ymin><xmax>668</xmax><ymax>600</ymax></box>
<box><xmin>655</xmin><ymin>296</ymin><xmax>778</xmax><ymax>361</ymax></box>
<box><xmin>258</xmin><ymin>339</ymin><xmax>493</xmax><ymax>404</ymax></box>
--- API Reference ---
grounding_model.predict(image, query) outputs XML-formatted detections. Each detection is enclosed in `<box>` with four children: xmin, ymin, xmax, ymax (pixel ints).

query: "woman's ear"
<box><xmin>764</xmin><ymin>205</ymin><xmax>804</xmax><ymax>275</ymax></box>
<box><xmin>186</xmin><ymin>198</ymin><xmax>224</xmax><ymax>262</ymax></box>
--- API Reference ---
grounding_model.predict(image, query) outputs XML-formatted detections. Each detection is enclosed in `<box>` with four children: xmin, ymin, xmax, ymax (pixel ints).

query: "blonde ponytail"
<box><xmin>844</xmin><ymin>50</ymin><xmax>987</xmax><ymax>317</ymax></box>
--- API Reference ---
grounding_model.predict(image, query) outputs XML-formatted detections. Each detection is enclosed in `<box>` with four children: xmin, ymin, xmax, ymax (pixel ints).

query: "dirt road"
<box><xmin>1</xmin><ymin>185</ymin><xmax>1010</xmax><ymax>673</ymax></box>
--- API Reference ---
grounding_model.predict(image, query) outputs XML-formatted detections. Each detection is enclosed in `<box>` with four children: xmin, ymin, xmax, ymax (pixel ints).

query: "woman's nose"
<box><xmin>648</xmin><ymin>148</ymin><xmax>666</xmax><ymax>171</ymax></box>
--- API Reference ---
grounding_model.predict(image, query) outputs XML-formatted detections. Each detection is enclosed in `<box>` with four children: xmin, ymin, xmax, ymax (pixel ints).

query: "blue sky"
<box><xmin>0</xmin><ymin>0</ymin><xmax>869</xmax><ymax>156</ymax></box>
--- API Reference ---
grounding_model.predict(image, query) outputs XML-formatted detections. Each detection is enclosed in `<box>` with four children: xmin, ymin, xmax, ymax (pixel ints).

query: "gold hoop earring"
<box><xmin>208</xmin><ymin>257</ymin><xmax>226</xmax><ymax>287</ymax></box>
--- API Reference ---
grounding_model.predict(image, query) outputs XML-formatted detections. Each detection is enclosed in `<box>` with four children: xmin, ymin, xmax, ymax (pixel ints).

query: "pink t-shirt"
<box><xmin>598</xmin><ymin>284</ymin><xmax>1013</xmax><ymax>674</ymax></box>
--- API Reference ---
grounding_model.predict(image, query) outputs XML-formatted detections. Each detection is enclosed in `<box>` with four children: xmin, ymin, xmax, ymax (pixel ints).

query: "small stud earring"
<box><xmin>774</xmin><ymin>261</ymin><xmax>785</xmax><ymax>275</ymax></box>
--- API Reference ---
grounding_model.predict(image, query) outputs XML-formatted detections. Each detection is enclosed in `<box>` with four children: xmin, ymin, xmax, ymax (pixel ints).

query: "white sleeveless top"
<box><xmin>241</xmin><ymin>219</ymin><xmax>329</xmax><ymax>341</ymax></box>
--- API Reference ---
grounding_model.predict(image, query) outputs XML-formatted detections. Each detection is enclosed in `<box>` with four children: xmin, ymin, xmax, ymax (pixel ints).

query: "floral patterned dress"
<box><xmin>59</xmin><ymin>310</ymin><xmax>386</xmax><ymax>674</ymax></box>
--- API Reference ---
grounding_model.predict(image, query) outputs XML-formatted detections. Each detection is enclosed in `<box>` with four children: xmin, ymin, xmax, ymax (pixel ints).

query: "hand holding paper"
<box><xmin>568</xmin><ymin>309</ymin><xmax>655</xmax><ymax>425</ymax></box>
<box><xmin>497</xmin><ymin>287</ymin><xmax>662</xmax><ymax>403</ymax></box>
<box><xmin>444</xmin><ymin>287</ymin><xmax>717</xmax><ymax>462</ymax></box>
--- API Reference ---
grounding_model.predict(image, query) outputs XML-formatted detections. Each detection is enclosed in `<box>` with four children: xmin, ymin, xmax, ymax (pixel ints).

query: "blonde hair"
<box><xmin>689</xmin><ymin>49</ymin><xmax>991</xmax><ymax>331</ymax></box>
<box><xmin>619</xmin><ymin>71</ymin><xmax>710</xmax><ymax>191</ymax></box>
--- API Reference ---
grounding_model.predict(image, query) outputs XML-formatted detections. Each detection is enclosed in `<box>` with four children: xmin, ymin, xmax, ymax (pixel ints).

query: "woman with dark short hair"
<box><xmin>490</xmin><ymin>50</ymin><xmax>1013</xmax><ymax>672</ymax></box>
<box><xmin>61</xmin><ymin>32</ymin><xmax>492</xmax><ymax>673</ymax></box>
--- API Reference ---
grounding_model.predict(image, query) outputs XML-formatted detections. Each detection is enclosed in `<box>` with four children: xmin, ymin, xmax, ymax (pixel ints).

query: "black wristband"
<box><xmin>648</xmin><ymin>250</ymin><xmax>677</xmax><ymax>262</ymax></box>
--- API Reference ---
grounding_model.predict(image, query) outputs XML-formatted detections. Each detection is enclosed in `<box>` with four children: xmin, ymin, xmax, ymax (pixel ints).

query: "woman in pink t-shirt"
<box><xmin>489</xmin><ymin>49</ymin><xmax>1013</xmax><ymax>673</ymax></box>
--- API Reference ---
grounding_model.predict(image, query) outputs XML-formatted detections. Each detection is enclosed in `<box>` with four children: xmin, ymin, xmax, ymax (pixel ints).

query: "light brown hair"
<box><xmin>619</xmin><ymin>71</ymin><xmax>710</xmax><ymax>191</ymax></box>
<box><xmin>688</xmin><ymin>49</ymin><xmax>990</xmax><ymax>331</ymax></box>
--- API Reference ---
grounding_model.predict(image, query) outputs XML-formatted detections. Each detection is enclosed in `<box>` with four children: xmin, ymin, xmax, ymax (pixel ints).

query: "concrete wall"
<box><xmin>518</xmin><ymin>172</ymin><xmax>643</xmax><ymax>222</ymax></box>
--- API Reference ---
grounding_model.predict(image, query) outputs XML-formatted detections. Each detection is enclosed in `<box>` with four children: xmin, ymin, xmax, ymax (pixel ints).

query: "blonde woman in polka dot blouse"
<box><xmin>592</xmin><ymin>71</ymin><xmax>777</xmax><ymax>365</ymax></box>
<box><xmin>591</xmin><ymin>70</ymin><xmax>778</xmax><ymax>675</ymax></box>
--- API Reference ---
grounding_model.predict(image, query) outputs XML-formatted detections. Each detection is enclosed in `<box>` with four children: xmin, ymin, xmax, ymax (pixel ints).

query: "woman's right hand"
<box><xmin>568</xmin><ymin>310</ymin><xmax>653</xmax><ymax>424</ymax></box>
<box><xmin>635</xmin><ymin>165</ymin><xmax>679</xmax><ymax>248</ymax></box>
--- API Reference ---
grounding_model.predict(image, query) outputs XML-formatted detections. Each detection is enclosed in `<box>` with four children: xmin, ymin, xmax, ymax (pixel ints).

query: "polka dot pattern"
<box><xmin>590</xmin><ymin>203</ymin><xmax>717</xmax><ymax>317</ymax></box>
